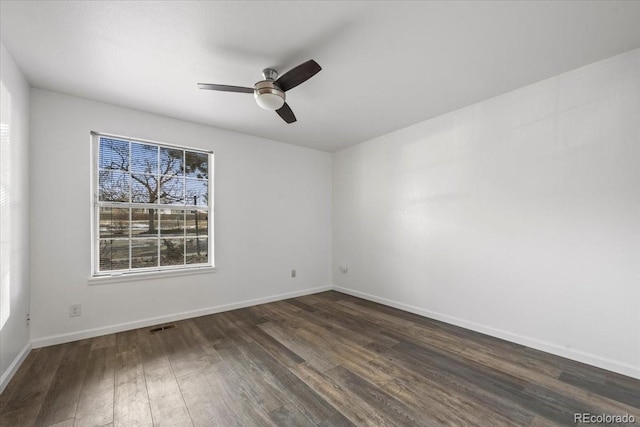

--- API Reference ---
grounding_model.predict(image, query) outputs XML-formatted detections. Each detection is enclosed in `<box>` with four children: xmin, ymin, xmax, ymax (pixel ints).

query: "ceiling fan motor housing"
<box><xmin>254</xmin><ymin>80</ymin><xmax>285</xmax><ymax>110</ymax></box>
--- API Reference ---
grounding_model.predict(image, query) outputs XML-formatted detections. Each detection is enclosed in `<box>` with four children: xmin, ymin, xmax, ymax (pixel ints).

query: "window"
<box><xmin>91</xmin><ymin>132</ymin><xmax>213</xmax><ymax>277</ymax></box>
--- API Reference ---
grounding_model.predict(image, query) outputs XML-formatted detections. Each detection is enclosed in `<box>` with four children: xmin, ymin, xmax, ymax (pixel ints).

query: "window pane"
<box><xmin>131</xmin><ymin>239</ymin><xmax>158</xmax><ymax>268</ymax></box>
<box><xmin>99</xmin><ymin>239</ymin><xmax>129</xmax><ymax>271</ymax></box>
<box><xmin>185</xmin><ymin>151</ymin><xmax>208</xmax><ymax>179</ymax></box>
<box><xmin>131</xmin><ymin>174</ymin><xmax>158</xmax><ymax>203</ymax></box>
<box><xmin>99</xmin><ymin>207</ymin><xmax>129</xmax><ymax>238</ymax></box>
<box><xmin>131</xmin><ymin>208</ymin><xmax>158</xmax><ymax>237</ymax></box>
<box><xmin>94</xmin><ymin>135</ymin><xmax>212</xmax><ymax>276</ymax></box>
<box><xmin>99</xmin><ymin>137</ymin><xmax>129</xmax><ymax>171</ymax></box>
<box><xmin>160</xmin><ymin>175</ymin><xmax>184</xmax><ymax>204</ymax></box>
<box><xmin>186</xmin><ymin>210</ymin><xmax>207</xmax><ymax>237</ymax></box>
<box><xmin>160</xmin><ymin>148</ymin><xmax>184</xmax><ymax>176</ymax></box>
<box><xmin>131</xmin><ymin>143</ymin><xmax>158</xmax><ymax>174</ymax></box>
<box><xmin>161</xmin><ymin>238</ymin><xmax>184</xmax><ymax>266</ymax></box>
<box><xmin>186</xmin><ymin>238</ymin><xmax>208</xmax><ymax>264</ymax></box>
<box><xmin>99</xmin><ymin>170</ymin><xmax>130</xmax><ymax>202</ymax></box>
<box><xmin>186</xmin><ymin>179</ymin><xmax>207</xmax><ymax>206</ymax></box>
<box><xmin>160</xmin><ymin>209</ymin><xmax>184</xmax><ymax>236</ymax></box>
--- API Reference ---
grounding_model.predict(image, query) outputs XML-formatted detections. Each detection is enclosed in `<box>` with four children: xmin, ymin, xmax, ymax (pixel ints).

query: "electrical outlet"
<box><xmin>291</xmin><ymin>269</ymin><xmax>296</xmax><ymax>278</ymax></box>
<box><xmin>69</xmin><ymin>304</ymin><xmax>81</xmax><ymax>317</ymax></box>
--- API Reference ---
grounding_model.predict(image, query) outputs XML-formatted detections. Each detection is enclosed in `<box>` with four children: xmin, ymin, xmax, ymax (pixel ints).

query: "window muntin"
<box><xmin>92</xmin><ymin>133</ymin><xmax>212</xmax><ymax>276</ymax></box>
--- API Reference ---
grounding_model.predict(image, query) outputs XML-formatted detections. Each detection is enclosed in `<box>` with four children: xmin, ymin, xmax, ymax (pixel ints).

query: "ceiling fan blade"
<box><xmin>197</xmin><ymin>83</ymin><xmax>254</xmax><ymax>93</ymax></box>
<box><xmin>276</xmin><ymin>103</ymin><xmax>297</xmax><ymax>124</ymax></box>
<box><xmin>275</xmin><ymin>60</ymin><xmax>321</xmax><ymax>92</ymax></box>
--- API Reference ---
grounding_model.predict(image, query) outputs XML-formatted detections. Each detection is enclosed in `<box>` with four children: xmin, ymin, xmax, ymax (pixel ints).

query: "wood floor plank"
<box><xmin>246</xmin><ymin>304</ymin><xmax>284</xmax><ymax>324</ymax></box>
<box><xmin>365</xmin><ymin>350</ymin><xmax>523</xmax><ymax>426</ymax></box>
<box><xmin>457</xmin><ymin>336</ymin><xmax>562</xmax><ymax>379</ymax></box>
<box><xmin>182</xmin><ymin>319</ymin><xmax>224</xmax><ymax>358</ymax></box>
<box><xmin>389</xmin><ymin>339</ymin><xmax>607</xmax><ymax>425</ymax></box>
<box><xmin>383</xmin><ymin>378</ymin><xmax>518</xmax><ymax>427</ymax></box>
<box><xmin>283</xmin><ymin>299</ymin><xmax>318</xmax><ymax>312</ymax></box>
<box><xmin>458</xmin><ymin>343</ymin><xmax>640</xmax><ymax>418</ymax></box>
<box><xmin>35</xmin><ymin>339</ymin><xmax>92</xmax><ymax>426</ymax></box>
<box><xmin>250</xmin><ymin>304</ymin><xmax>296</xmax><ymax>326</ymax></box>
<box><xmin>258</xmin><ymin>321</ymin><xmax>337</xmax><ymax>372</ymax></box>
<box><xmin>145</xmin><ymin>365</ymin><xmax>193</xmax><ymax>427</ymax></box>
<box><xmin>377</xmin><ymin>345</ymin><xmax>538</xmax><ymax>426</ymax></box>
<box><xmin>0</xmin><ymin>348</ymin><xmax>40</xmax><ymax>412</ymax></box>
<box><xmin>236</xmin><ymin>340</ymin><xmax>353</xmax><ymax>426</ymax></box>
<box><xmin>114</xmin><ymin>375</ymin><xmax>153</xmax><ymax>427</ymax></box>
<box><xmin>90</xmin><ymin>333</ymin><xmax>116</xmax><ymax>351</ymax></box>
<box><xmin>200</xmin><ymin>361</ymin><xmax>275</xmax><ymax>427</ymax></box>
<box><xmin>216</xmin><ymin>312</ymin><xmax>258</xmax><ymax>343</ymax></box>
<box><xmin>291</xmin><ymin>362</ymin><xmax>395</xmax><ymax>426</ymax></box>
<box><xmin>335</xmin><ymin>299</ymin><xmax>470</xmax><ymax>354</ymax></box>
<box><xmin>113</xmin><ymin>332</ymin><xmax>153</xmax><ymax>427</ymax></box>
<box><xmin>255</xmin><ymin>301</ymin><xmax>304</xmax><ymax>325</ymax></box>
<box><xmin>223</xmin><ymin>306</ymin><xmax>268</xmax><ymax>326</ymax></box>
<box><xmin>115</xmin><ymin>335</ymin><xmax>145</xmax><ymax>386</ymax></box>
<box><xmin>239</xmin><ymin>324</ymin><xmax>305</xmax><ymax>369</ymax></box>
<box><xmin>204</xmin><ymin>311</ymin><xmax>252</xmax><ymax>343</ymax></box>
<box><xmin>0</xmin><ymin>404</ymin><xmax>43</xmax><ymax>427</ymax></box>
<box><xmin>135</xmin><ymin>328</ymin><xmax>171</xmax><ymax>374</ymax></box>
<box><xmin>215</xmin><ymin>343</ymin><xmax>289</xmax><ymax>413</ymax></box>
<box><xmin>177</xmin><ymin>369</ymin><xmax>242</xmax><ymax>427</ymax></box>
<box><xmin>324</xmin><ymin>365</ymin><xmax>433</xmax><ymax>427</ymax></box>
<box><xmin>301</xmin><ymin>301</ymin><xmax>400</xmax><ymax>348</ymax></box>
<box><xmin>604</xmin><ymin>369</ymin><xmax>640</xmax><ymax>391</ymax></box>
<box><xmin>160</xmin><ymin>320</ymin><xmax>221</xmax><ymax>378</ymax></box>
<box><xmin>269</xmin><ymin>300</ymin><xmax>303</xmax><ymax>315</ymax></box>
<box><xmin>268</xmin><ymin>403</ymin><xmax>315</xmax><ymax>427</ymax></box>
<box><xmin>191</xmin><ymin>314</ymin><xmax>234</xmax><ymax>350</ymax></box>
<box><xmin>74</xmin><ymin>346</ymin><xmax>116</xmax><ymax>427</ymax></box>
<box><xmin>558</xmin><ymin>371</ymin><xmax>640</xmax><ymax>409</ymax></box>
<box><xmin>115</xmin><ymin>329</ymin><xmax>139</xmax><ymax>353</ymax></box>
<box><xmin>291</xmin><ymin>320</ymin><xmax>396</xmax><ymax>386</ymax></box>
<box><xmin>291</xmin><ymin>293</ymin><xmax>328</xmax><ymax>306</ymax></box>
<box><xmin>0</xmin><ymin>345</ymin><xmax>66</xmax><ymax>424</ymax></box>
<box><xmin>285</xmin><ymin>301</ymin><xmax>386</xmax><ymax>350</ymax></box>
<box><xmin>308</xmin><ymin>291</ymin><xmax>344</xmax><ymax>303</ymax></box>
<box><xmin>347</xmin><ymin>293</ymin><xmax>527</xmax><ymax>353</ymax></box>
<box><xmin>382</xmin><ymin>361</ymin><xmax>530</xmax><ymax>427</ymax></box>
<box><xmin>47</xmin><ymin>418</ymin><xmax>75</xmax><ymax>427</ymax></box>
<box><xmin>530</xmin><ymin>415</ymin><xmax>561</xmax><ymax>427</ymax></box>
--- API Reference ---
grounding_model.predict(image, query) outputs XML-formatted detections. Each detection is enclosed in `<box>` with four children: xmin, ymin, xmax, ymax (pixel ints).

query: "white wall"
<box><xmin>0</xmin><ymin>43</ymin><xmax>31</xmax><ymax>391</ymax></box>
<box><xmin>333</xmin><ymin>48</ymin><xmax>640</xmax><ymax>379</ymax></box>
<box><xmin>29</xmin><ymin>89</ymin><xmax>332</xmax><ymax>345</ymax></box>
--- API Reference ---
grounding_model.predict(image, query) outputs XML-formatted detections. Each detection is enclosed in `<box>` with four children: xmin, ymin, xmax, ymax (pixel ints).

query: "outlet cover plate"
<box><xmin>69</xmin><ymin>304</ymin><xmax>81</xmax><ymax>317</ymax></box>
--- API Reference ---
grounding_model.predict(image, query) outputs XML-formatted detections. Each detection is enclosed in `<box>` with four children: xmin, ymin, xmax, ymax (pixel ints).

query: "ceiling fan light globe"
<box><xmin>255</xmin><ymin>92</ymin><xmax>285</xmax><ymax>110</ymax></box>
<box><xmin>254</xmin><ymin>81</ymin><xmax>286</xmax><ymax>111</ymax></box>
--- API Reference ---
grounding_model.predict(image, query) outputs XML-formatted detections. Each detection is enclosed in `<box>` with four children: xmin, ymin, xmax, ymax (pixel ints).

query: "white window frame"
<box><xmin>90</xmin><ymin>131</ymin><xmax>214</xmax><ymax>281</ymax></box>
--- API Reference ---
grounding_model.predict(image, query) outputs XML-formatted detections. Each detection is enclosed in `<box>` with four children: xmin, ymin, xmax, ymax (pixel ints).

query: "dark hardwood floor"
<box><xmin>1</xmin><ymin>291</ymin><xmax>638</xmax><ymax>426</ymax></box>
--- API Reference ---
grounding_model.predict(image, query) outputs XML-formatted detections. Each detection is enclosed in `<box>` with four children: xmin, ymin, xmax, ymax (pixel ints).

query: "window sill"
<box><xmin>88</xmin><ymin>266</ymin><xmax>216</xmax><ymax>285</ymax></box>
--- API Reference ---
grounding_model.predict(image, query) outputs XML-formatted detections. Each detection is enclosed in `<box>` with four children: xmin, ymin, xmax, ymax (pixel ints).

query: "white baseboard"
<box><xmin>31</xmin><ymin>285</ymin><xmax>333</xmax><ymax>349</ymax></box>
<box><xmin>0</xmin><ymin>342</ymin><xmax>32</xmax><ymax>394</ymax></box>
<box><xmin>333</xmin><ymin>286</ymin><xmax>640</xmax><ymax>380</ymax></box>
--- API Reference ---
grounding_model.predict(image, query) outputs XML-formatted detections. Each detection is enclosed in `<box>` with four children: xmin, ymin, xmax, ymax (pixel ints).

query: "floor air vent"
<box><xmin>149</xmin><ymin>324</ymin><xmax>176</xmax><ymax>334</ymax></box>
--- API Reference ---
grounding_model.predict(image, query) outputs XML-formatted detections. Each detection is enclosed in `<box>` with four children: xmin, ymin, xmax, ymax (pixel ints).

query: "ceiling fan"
<box><xmin>197</xmin><ymin>59</ymin><xmax>321</xmax><ymax>124</ymax></box>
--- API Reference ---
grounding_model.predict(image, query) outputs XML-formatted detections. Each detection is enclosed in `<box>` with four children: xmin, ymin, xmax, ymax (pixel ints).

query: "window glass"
<box><xmin>93</xmin><ymin>134</ymin><xmax>211</xmax><ymax>276</ymax></box>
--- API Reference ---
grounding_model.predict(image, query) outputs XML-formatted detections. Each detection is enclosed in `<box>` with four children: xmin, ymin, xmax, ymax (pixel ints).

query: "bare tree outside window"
<box><xmin>94</xmin><ymin>135</ymin><xmax>211</xmax><ymax>275</ymax></box>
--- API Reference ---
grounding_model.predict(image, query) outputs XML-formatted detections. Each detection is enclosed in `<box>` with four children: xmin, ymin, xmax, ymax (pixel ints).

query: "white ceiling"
<box><xmin>2</xmin><ymin>1</ymin><xmax>640</xmax><ymax>152</ymax></box>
